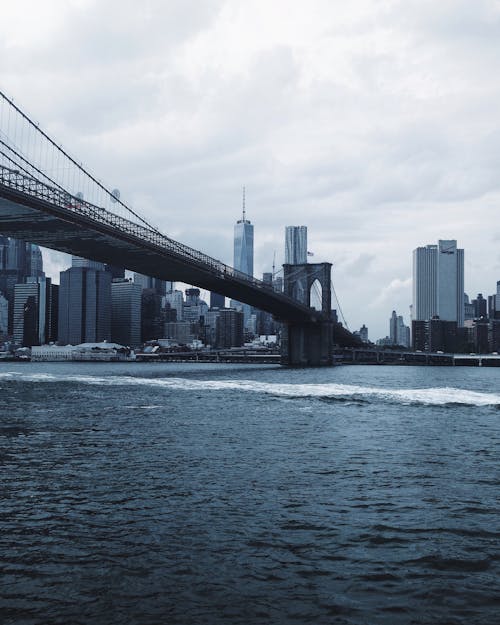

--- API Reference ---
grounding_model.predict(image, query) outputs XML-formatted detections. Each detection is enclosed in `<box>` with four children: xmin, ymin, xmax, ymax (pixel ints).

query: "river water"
<box><xmin>1</xmin><ymin>362</ymin><xmax>499</xmax><ymax>624</ymax></box>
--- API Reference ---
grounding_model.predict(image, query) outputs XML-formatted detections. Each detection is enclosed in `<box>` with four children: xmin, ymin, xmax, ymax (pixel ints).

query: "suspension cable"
<box><xmin>0</xmin><ymin>138</ymin><xmax>68</xmax><ymax>193</ymax></box>
<box><xmin>331</xmin><ymin>279</ymin><xmax>350</xmax><ymax>330</ymax></box>
<box><xmin>0</xmin><ymin>89</ymin><xmax>162</xmax><ymax>235</ymax></box>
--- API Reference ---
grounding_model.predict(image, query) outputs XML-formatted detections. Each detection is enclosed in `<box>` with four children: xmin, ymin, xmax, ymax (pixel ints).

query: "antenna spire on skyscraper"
<box><xmin>242</xmin><ymin>185</ymin><xmax>246</xmax><ymax>221</ymax></box>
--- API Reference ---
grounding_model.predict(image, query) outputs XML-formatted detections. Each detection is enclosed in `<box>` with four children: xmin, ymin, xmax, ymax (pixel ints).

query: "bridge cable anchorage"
<box><xmin>330</xmin><ymin>279</ymin><xmax>350</xmax><ymax>330</ymax></box>
<box><xmin>0</xmin><ymin>89</ymin><xmax>163</xmax><ymax>236</ymax></box>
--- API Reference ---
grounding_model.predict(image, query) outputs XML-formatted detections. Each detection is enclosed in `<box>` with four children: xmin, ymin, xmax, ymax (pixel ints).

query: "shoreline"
<box><xmin>2</xmin><ymin>355</ymin><xmax>500</xmax><ymax>367</ymax></box>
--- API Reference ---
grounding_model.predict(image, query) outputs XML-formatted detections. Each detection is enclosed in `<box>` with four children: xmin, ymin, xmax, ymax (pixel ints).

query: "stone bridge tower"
<box><xmin>281</xmin><ymin>262</ymin><xmax>334</xmax><ymax>366</ymax></box>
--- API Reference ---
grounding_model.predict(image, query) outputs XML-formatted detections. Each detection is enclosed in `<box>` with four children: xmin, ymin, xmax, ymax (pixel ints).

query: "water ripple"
<box><xmin>1</xmin><ymin>362</ymin><xmax>499</xmax><ymax>624</ymax></box>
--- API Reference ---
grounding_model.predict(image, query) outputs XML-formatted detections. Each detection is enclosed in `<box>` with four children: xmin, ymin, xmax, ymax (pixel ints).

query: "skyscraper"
<box><xmin>12</xmin><ymin>277</ymin><xmax>58</xmax><ymax>346</ymax></box>
<box><xmin>472</xmin><ymin>293</ymin><xmax>487</xmax><ymax>319</ymax></box>
<box><xmin>464</xmin><ymin>293</ymin><xmax>475</xmax><ymax>321</ymax></box>
<box><xmin>29</xmin><ymin>245</ymin><xmax>44</xmax><ymax>277</ymax></box>
<box><xmin>0</xmin><ymin>237</ymin><xmax>45</xmax><ymax>332</ymax></box>
<box><xmin>233</xmin><ymin>191</ymin><xmax>254</xmax><ymax>277</ymax></box>
<box><xmin>58</xmin><ymin>266</ymin><xmax>111</xmax><ymax>344</ymax></box>
<box><xmin>71</xmin><ymin>255</ymin><xmax>105</xmax><ymax>270</ymax></box>
<box><xmin>412</xmin><ymin>240</ymin><xmax>464</xmax><ymax>326</ymax></box>
<box><xmin>141</xmin><ymin>288</ymin><xmax>167</xmax><ymax>343</ymax></box>
<box><xmin>359</xmin><ymin>324</ymin><xmax>369</xmax><ymax>343</ymax></box>
<box><xmin>0</xmin><ymin>237</ymin><xmax>43</xmax><ymax>278</ymax></box>
<box><xmin>164</xmin><ymin>290</ymin><xmax>184</xmax><ymax>321</ymax></box>
<box><xmin>232</xmin><ymin>188</ymin><xmax>254</xmax><ymax>326</ymax></box>
<box><xmin>285</xmin><ymin>226</ymin><xmax>307</xmax><ymax>264</ymax></box>
<box><xmin>216</xmin><ymin>308</ymin><xmax>244</xmax><ymax>348</ymax></box>
<box><xmin>133</xmin><ymin>273</ymin><xmax>170</xmax><ymax>296</ymax></box>
<box><xmin>210</xmin><ymin>292</ymin><xmax>225</xmax><ymax>308</ymax></box>
<box><xmin>13</xmin><ymin>282</ymin><xmax>39</xmax><ymax>345</ymax></box>
<box><xmin>183</xmin><ymin>288</ymin><xmax>208</xmax><ymax>324</ymax></box>
<box><xmin>389</xmin><ymin>310</ymin><xmax>410</xmax><ymax>348</ymax></box>
<box><xmin>0</xmin><ymin>293</ymin><xmax>8</xmax><ymax>337</ymax></box>
<box><xmin>105</xmin><ymin>264</ymin><xmax>126</xmax><ymax>280</ymax></box>
<box><xmin>389</xmin><ymin>310</ymin><xmax>398</xmax><ymax>344</ymax></box>
<box><xmin>488</xmin><ymin>294</ymin><xmax>497</xmax><ymax>319</ymax></box>
<box><xmin>111</xmin><ymin>279</ymin><xmax>142</xmax><ymax>347</ymax></box>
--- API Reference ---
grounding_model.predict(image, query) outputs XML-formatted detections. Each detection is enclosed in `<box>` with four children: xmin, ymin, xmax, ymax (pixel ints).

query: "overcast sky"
<box><xmin>2</xmin><ymin>0</ymin><xmax>500</xmax><ymax>339</ymax></box>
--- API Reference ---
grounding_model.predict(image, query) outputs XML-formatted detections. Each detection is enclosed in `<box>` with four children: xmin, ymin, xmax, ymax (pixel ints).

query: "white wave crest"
<box><xmin>0</xmin><ymin>371</ymin><xmax>499</xmax><ymax>406</ymax></box>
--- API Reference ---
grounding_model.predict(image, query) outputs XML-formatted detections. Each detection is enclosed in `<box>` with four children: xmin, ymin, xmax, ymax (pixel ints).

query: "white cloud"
<box><xmin>371</xmin><ymin>277</ymin><xmax>412</xmax><ymax>310</ymax></box>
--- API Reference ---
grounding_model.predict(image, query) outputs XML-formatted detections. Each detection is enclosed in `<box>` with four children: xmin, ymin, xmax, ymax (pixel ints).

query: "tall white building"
<box><xmin>233</xmin><ymin>212</ymin><xmax>253</xmax><ymax>277</ymax></box>
<box><xmin>285</xmin><ymin>226</ymin><xmax>307</xmax><ymax>264</ymax></box>
<box><xmin>232</xmin><ymin>190</ymin><xmax>254</xmax><ymax>326</ymax></box>
<box><xmin>412</xmin><ymin>240</ymin><xmax>464</xmax><ymax>325</ymax></box>
<box><xmin>389</xmin><ymin>310</ymin><xmax>411</xmax><ymax>347</ymax></box>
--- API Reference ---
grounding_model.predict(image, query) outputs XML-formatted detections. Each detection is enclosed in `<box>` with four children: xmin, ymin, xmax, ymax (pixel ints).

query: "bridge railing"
<box><xmin>0</xmin><ymin>165</ymin><xmax>314</xmax><ymax>315</ymax></box>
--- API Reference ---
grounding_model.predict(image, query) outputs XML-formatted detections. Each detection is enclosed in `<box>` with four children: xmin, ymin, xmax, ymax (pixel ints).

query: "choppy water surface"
<box><xmin>1</xmin><ymin>362</ymin><xmax>499</xmax><ymax>625</ymax></box>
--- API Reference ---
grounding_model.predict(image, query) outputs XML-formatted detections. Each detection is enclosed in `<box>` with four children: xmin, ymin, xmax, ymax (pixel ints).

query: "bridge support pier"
<box><xmin>280</xmin><ymin>262</ymin><xmax>334</xmax><ymax>367</ymax></box>
<box><xmin>281</xmin><ymin>320</ymin><xmax>334</xmax><ymax>366</ymax></box>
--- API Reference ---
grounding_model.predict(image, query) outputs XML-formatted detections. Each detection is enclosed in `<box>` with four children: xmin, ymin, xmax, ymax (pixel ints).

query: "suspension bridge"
<box><xmin>0</xmin><ymin>90</ymin><xmax>360</xmax><ymax>365</ymax></box>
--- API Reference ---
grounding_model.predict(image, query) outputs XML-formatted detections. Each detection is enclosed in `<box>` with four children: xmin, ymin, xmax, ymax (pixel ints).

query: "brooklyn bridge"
<box><xmin>0</xmin><ymin>90</ymin><xmax>360</xmax><ymax>365</ymax></box>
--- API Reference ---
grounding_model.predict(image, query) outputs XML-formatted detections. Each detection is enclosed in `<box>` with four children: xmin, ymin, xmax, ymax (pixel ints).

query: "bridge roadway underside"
<box><xmin>0</xmin><ymin>189</ymin><xmax>316</xmax><ymax>323</ymax></box>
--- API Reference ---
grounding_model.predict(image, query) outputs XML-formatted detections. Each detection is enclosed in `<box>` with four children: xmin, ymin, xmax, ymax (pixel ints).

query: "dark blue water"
<box><xmin>1</xmin><ymin>362</ymin><xmax>499</xmax><ymax>624</ymax></box>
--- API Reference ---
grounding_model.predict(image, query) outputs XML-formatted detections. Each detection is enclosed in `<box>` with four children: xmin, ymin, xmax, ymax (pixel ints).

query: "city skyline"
<box><xmin>3</xmin><ymin>1</ymin><xmax>500</xmax><ymax>339</ymax></box>
<box><xmin>32</xmin><ymin>226</ymin><xmax>500</xmax><ymax>341</ymax></box>
<box><xmin>4</xmin><ymin>227</ymin><xmax>499</xmax><ymax>351</ymax></box>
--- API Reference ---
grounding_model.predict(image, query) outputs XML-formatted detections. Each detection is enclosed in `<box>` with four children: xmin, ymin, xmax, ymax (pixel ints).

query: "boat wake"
<box><xmin>1</xmin><ymin>371</ymin><xmax>499</xmax><ymax>407</ymax></box>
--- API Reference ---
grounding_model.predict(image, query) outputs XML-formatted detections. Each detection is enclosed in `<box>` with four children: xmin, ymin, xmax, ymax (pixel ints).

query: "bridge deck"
<box><xmin>0</xmin><ymin>170</ymin><xmax>316</xmax><ymax>323</ymax></box>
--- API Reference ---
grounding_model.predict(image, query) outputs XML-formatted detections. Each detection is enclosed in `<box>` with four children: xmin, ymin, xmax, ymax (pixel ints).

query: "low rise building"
<box><xmin>31</xmin><ymin>342</ymin><xmax>131</xmax><ymax>362</ymax></box>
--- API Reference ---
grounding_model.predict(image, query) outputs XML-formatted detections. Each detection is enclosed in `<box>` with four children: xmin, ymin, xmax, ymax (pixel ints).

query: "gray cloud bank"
<box><xmin>2</xmin><ymin>0</ymin><xmax>500</xmax><ymax>338</ymax></box>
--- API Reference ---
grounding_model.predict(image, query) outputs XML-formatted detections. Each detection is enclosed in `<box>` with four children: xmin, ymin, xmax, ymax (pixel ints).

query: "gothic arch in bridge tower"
<box><xmin>283</xmin><ymin>262</ymin><xmax>332</xmax><ymax>316</ymax></box>
<box><xmin>309</xmin><ymin>278</ymin><xmax>322</xmax><ymax>311</ymax></box>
